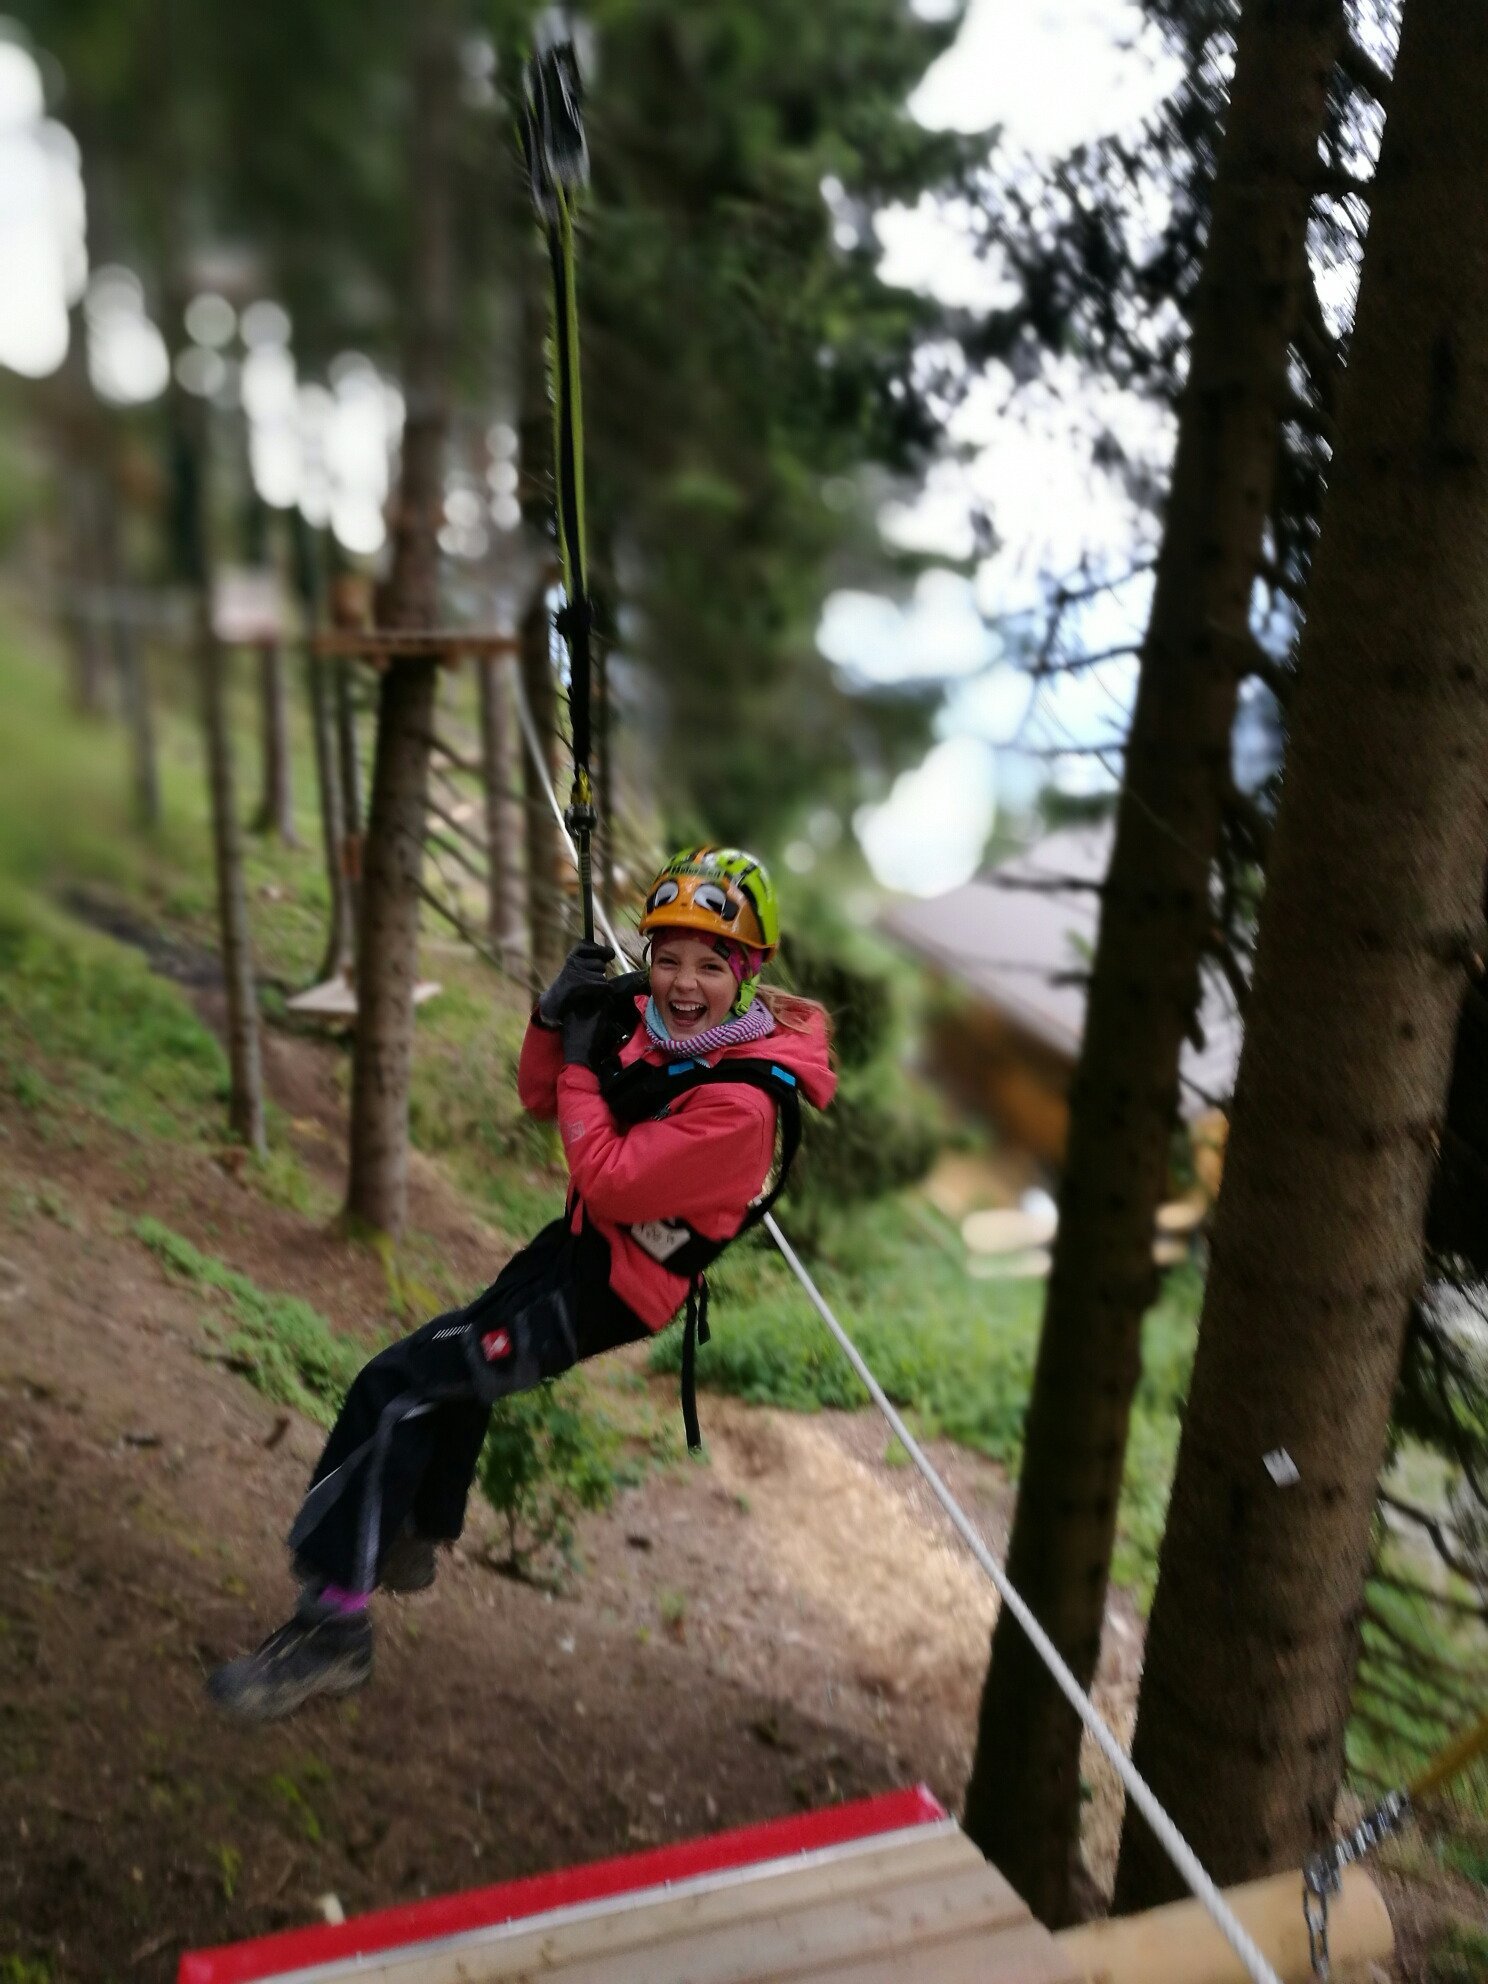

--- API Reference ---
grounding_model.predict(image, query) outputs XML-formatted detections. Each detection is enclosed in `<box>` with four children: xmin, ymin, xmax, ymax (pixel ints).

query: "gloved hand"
<box><xmin>537</xmin><ymin>940</ymin><xmax>614</xmax><ymax>1027</ymax></box>
<box><xmin>560</xmin><ymin>987</ymin><xmax>606</xmax><ymax>1068</ymax></box>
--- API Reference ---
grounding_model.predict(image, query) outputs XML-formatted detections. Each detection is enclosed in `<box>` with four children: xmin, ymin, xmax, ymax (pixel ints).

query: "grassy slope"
<box><xmin>5</xmin><ymin>591</ymin><xmax>1485</xmax><ymax>1952</ymax></box>
<box><xmin>0</xmin><ymin>591</ymin><xmax>1197</xmax><ymax>1604</ymax></box>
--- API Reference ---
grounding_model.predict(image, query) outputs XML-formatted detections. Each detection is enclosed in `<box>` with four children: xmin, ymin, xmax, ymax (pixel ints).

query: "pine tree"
<box><xmin>961</xmin><ymin>0</ymin><xmax>1348</xmax><ymax>1922</ymax></box>
<box><xmin>1115</xmin><ymin>0</ymin><xmax>1488</xmax><ymax>1906</ymax></box>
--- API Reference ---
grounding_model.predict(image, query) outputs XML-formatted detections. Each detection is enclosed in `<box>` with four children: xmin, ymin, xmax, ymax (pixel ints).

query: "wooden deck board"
<box><xmin>336</xmin><ymin>1827</ymin><xmax>980</xmax><ymax>1983</ymax></box>
<box><xmin>177</xmin><ymin>1795</ymin><xmax>1081</xmax><ymax>1984</ymax></box>
<box><xmin>332</xmin><ymin>1830</ymin><xmax>1077</xmax><ymax>1984</ymax></box>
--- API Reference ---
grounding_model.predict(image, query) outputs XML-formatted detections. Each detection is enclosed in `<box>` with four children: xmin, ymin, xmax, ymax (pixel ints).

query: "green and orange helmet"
<box><xmin>638</xmin><ymin>845</ymin><xmax>780</xmax><ymax>1013</ymax></box>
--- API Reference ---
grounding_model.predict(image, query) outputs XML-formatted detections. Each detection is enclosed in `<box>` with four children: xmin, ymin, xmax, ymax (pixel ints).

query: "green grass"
<box><xmin>0</xmin><ymin>591</ymin><xmax>1194</xmax><ymax>1604</ymax></box>
<box><xmin>1428</xmin><ymin>1920</ymin><xmax>1488</xmax><ymax>1984</ymax></box>
<box><xmin>0</xmin><ymin>593</ymin><xmax>345</xmax><ymax>992</ymax></box>
<box><xmin>134</xmin><ymin>1217</ymin><xmax>370</xmax><ymax>1425</ymax></box>
<box><xmin>135</xmin><ymin>1214</ymin><xmax>675</xmax><ymax>1577</ymax></box>
<box><xmin>651</xmin><ymin>1200</ymin><xmax>1202</xmax><ymax>1605</ymax></box>
<box><xmin>0</xmin><ymin>882</ymin><xmax>228</xmax><ymax>1142</ymax></box>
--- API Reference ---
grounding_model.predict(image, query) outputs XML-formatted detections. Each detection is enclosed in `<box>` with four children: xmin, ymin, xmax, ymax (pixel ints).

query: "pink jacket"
<box><xmin>517</xmin><ymin>998</ymin><xmax>837</xmax><ymax>1330</ymax></box>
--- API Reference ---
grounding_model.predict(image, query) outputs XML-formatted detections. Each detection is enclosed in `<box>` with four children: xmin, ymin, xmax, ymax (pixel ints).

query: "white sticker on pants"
<box><xmin>629</xmin><ymin>1219</ymin><xmax>692</xmax><ymax>1263</ymax></box>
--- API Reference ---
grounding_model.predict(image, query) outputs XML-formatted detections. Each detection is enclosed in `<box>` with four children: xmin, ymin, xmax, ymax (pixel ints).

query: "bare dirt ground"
<box><xmin>0</xmin><ymin>999</ymin><xmax>1463</xmax><ymax>1983</ymax></box>
<box><xmin>0</xmin><ymin>1000</ymin><xmax>1127</xmax><ymax>1984</ymax></box>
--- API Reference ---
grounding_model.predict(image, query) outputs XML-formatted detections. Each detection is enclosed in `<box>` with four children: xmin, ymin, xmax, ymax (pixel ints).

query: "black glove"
<box><xmin>537</xmin><ymin>940</ymin><xmax>614</xmax><ymax>1027</ymax></box>
<box><xmin>561</xmin><ymin>987</ymin><xmax>606</xmax><ymax>1068</ymax></box>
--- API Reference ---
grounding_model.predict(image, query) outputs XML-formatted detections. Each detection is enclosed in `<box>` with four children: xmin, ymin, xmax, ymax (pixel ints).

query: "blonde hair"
<box><xmin>758</xmin><ymin>983</ymin><xmax>834</xmax><ymax>1044</ymax></box>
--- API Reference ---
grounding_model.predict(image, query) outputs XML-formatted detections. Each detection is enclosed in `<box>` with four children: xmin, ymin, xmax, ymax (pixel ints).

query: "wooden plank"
<box><xmin>284</xmin><ymin>977</ymin><xmax>442</xmax><ymax>1023</ymax></box>
<box><xmin>799</xmin><ymin>1917</ymin><xmax>1080</xmax><ymax>1984</ymax></box>
<box><xmin>325</xmin><ymin>1828</ymin><xmax>996</xmax><ymax>1984</ymax></box>
<box><xmin>1055</xmin><ymin>1867</ymin><xmax>1392</xmax><ymax>1984</ymax></box>
<box><xmin>480</xmin><ymin>1863</ymin><xmax>1025</xmax><ymax>1984</ymax></box>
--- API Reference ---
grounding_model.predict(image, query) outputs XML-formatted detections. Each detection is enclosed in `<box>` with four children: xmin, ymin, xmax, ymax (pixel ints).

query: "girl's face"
<box><xmin>649</xmin><ymin>930</ymin><xmax>736</xmax><ymax>1036</ymax></box>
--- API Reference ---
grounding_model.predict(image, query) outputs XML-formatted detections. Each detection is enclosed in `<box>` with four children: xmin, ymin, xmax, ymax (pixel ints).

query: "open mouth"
<box><xmin>667</xmin><ymin>1000</ymin><xmax>708</xmax><ymax>1028</ymax></box>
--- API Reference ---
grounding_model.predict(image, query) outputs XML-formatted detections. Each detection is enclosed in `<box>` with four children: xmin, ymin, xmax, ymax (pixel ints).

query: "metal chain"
<box><xmin>1303</xmin><ymin>1788</ymin><xmax>1412</xmax><ymax>1978</ymax></box>
<box><xmin>1303</xmin><ymin>1870</ymin><xmax>1333</xmax><ymax>1979</ymax></box>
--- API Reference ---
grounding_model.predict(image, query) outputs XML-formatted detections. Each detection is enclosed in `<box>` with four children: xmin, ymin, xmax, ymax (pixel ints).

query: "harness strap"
<box><xmin>681</xmin><ymin>1274</ymin><xmax>711</xmax><ymax>1454</ymax></box>
<box><xmin>594</xmin><ymin>1043</ymin><xmax>805</xmax><ymax>1450</ymax></box>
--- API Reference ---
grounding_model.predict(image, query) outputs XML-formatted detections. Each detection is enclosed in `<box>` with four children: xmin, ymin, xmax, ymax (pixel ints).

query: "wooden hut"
<box><xmin>880</xmin><ymin>824</ymin><xmax>1241</xmax><ymax>1171</ymax></box>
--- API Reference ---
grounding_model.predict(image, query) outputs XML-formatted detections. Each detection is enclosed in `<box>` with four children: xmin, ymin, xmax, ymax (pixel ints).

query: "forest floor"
<box><xmin>0</xmin><ymin>987</ymin><xmax>1151</xmax><ymax>1984</ymax></box>
<box><xmin>4</xmin><ymin>919</ymin><xmax>1480</xmax><ymax>1984</ymax></box>
<box><xmin>0</xmin><ymin>605</ymin><xmax>1479</xmax><ymax>1982</ymax></box>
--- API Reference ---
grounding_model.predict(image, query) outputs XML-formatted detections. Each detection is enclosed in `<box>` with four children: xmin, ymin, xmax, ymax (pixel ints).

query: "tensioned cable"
<box><xmin>507</xmin><ymin>660</ymin><xmax>1283</xmax><ymax>1984</ymax></box>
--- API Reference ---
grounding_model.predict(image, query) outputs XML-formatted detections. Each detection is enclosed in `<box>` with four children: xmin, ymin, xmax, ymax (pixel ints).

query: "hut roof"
<box><xmin>879</xmin><ymin>823</ymin><xmax>1241</xmax><ymax>1119</ymax></box>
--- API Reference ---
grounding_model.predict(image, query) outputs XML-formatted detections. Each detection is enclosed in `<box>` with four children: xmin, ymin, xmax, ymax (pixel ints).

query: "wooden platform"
<box><xmin>284</xmin><ymin>976</ymin><xmax>443</xmax><ymax>1024</ymax></box>
<box><xmin>177</xmin><ymin>1788</ymin><xmax>1080</xmax><ymax>1984</ymax></box>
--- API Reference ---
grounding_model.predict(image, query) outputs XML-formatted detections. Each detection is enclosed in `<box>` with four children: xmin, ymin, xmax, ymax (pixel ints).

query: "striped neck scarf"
<box><xmin>644</xmin><ymin>995</ymin><xmax>775</xmax><ymax>1062</ymax></box>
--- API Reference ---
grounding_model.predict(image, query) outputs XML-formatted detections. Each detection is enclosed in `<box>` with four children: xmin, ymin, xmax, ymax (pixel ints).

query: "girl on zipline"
<box><xmin>208</xmin><ymin>846</ymin><xmax>834</xmax><ymax>1721</ymax></box>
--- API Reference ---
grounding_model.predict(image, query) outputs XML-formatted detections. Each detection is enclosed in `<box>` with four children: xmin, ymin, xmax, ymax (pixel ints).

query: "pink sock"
<box><xmin>318</xmin><ymin>1582</ymin><xmax>370</xmax><ymax>1615</ymax></box>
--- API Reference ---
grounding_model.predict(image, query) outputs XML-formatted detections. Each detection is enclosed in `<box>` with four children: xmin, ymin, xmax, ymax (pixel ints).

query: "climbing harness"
<box><xmin>598</xmin><ymin>1024</ymin><xmax>806</xmax><ymax>1452</ymax></box>
<box><xmin>1303</xmin><ymin>1704</ymin><xmax>1488</xmax><ymax>1978</ymax></box>
<box><xmin>521</xmin><ymin>37</ymin><xmax>598</xmax><ymax>942</ymax></box>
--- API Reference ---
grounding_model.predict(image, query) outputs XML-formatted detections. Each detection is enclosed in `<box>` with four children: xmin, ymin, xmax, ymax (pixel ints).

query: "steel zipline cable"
<box><xmin>507</xmin><ymin>658</ymin><xmax>1285</xmax><ymax>1984</ymax></box>
<box><xmin>521</xmin><ymin>36</ymin><xmax>598</xmax><ymax>942</ymax></box>
<box><xmin>514</xmin><ymin>38</ymin><xmax>1287</xmax><ymax>1984</ymax></box>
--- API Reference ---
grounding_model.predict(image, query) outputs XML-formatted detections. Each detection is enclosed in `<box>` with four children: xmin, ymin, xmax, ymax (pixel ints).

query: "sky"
<box><xmin>0</xmin><ymin>1</ymin><xmax>1182</xmax><ymax>897</ymax></box>
<box><xmin>840</xmin><ymin>0</ymin><xmax>1183</xmax><ymax>893</ymax></box>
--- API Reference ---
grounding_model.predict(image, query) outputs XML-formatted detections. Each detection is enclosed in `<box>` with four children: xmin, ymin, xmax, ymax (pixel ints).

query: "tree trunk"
<box><xmin>962</xmin><ymin>0</ymin><xmax>1344</xmax><ymax>1924</ymax></box>
<box><xmin>252</xmin><ymin>641</ymin><xmax>300</xmax><ymax>845</ymax></box>
<box><xmin>478</xmin><ymin>651</ymin><xmax>527</xmax><ymax>970</ymax></box>
<box><xmin>199</xmin><ymin>620</ymin><xmax>268</xmax><ymax>1156</ymax></box>
<box><xmin>116</xmin><ymin>613</ymin><xmax>161</xmax><ymax>830</ymax></box>
<box><xmin>94</xmin><ymin>422</ymin><xmax>160</xmax><ymax>829</ymax></box>
<box><xmin>335</xmin><ymin>655</ymin><xmax>364</xmax><ymax>942</ymax></box>
<box><xmin>345</xmin><ymin>657</ymin><xmax>440</xmax><ymax>1229</ymax></box>
<box><xmin>175</xmin><ymin>394</ymin><xmax>266</xmax><ymax>1156</ymax></box>
<box><xmin>518</xmin><ymin>584</ymin><xmax>569</xmax><ymax>994</ymax></box>
<box><xmin>344</xmin><ymin>1</ymin><xmax>457</xmax><ymax>1236</ymax></box>
<box><xmin>309</xmin><ymin>654</ymin><xmax>356</xmax><ymax>981</ymax></box>
<box><xmin>292</xmin><ymin>515</ymin><xmax>356</xmax><ymax>981</ymax></box>
<box><xmin>54</xmin><ymin>300</ymin><xmax>111</xmax><ymax>720</ymax></box>
<box><xmin>1115</xmin><ymin>0</ymin><xmax>1488</xmax><ymax>1908</ymax></box>
<box><xmin>60</xmin><ymin>468</ymin><xmax>111</xmax><ymax>719</ymax></box>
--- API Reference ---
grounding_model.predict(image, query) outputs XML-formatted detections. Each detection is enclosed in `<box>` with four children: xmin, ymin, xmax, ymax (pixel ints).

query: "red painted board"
<box><xmin>178</xmin><ymin>1784</ymin><xmax>948</xmax><ymax>1984</ymax></box>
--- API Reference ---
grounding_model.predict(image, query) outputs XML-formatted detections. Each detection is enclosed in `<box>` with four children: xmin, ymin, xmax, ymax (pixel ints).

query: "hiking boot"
<box><xmin>379</xmin><ymin>1531</ymin><xmax>439</xmax><ymax>1594</ymax></box>
<box><xmin>206</xmin><ymin>1596</ymin><xmax>372</xmax><ymax>1722</ymax></box>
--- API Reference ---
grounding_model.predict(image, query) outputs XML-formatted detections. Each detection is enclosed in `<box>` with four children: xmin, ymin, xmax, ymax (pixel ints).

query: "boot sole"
<box><xmin>206</xmin><ymin>1650</ymin><xmax>372</xmax><ymax>1723</ymax></box>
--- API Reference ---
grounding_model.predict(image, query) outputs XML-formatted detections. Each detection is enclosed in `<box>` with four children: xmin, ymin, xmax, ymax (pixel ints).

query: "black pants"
<box><xmin>288</xmin><ymin>1219</ymin><xmax>646</xmax><ymax>1593</ymax></box>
